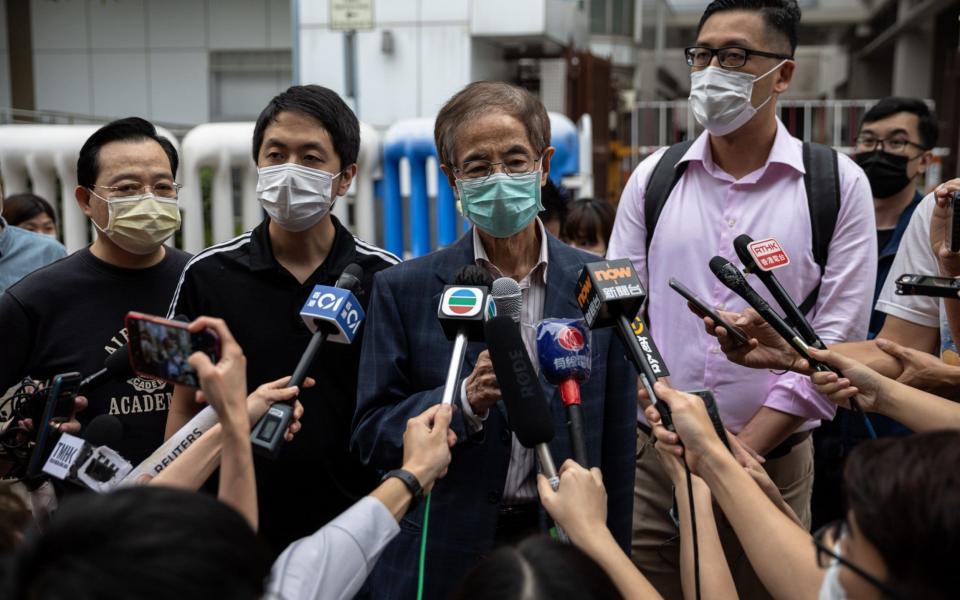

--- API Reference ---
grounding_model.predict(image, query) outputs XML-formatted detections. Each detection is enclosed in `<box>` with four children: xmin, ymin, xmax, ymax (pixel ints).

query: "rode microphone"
<box><xmin>733</xmin><ymin>234</ymin><xmax>823</xmax><ymax>347</ymax></box>
<box><xmin>42</xmin><ymin>415</ymin><xmax>132</xmax><ymax>491</ymax></box>
<box><xmin>438</xmin><ymin>266</ymin><xmax>494</xmax><ymax>405</ymax></box>
<box><xmin>575</xmin><ymin>259</ymin><xmax>674</xmax><ymax>429</ymax></box>
<box><xmin>251</xmin><ymin>264</ymin><xmax>366</xmax><ymax>458</ymax></box>
<box><xmin>537</xmin><ymin>318</ymin><xmax>591</xmax><ymax>466</ymax></box>
<box><xmin>709</xmin><ymin>256</ymin><xmax>873</xmax><ymax>433</ymax></box>
<box><xmin>79</xmin><ymin>346</ymin><xmax>134</xmax><ymax>393</ymax></box>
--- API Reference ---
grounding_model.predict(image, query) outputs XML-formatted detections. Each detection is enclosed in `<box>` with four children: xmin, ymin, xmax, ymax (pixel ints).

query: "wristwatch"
<box><xmin>381</xmin><ymin>468</ymin><xmax>424</xmax><ymax>508</ymax></box>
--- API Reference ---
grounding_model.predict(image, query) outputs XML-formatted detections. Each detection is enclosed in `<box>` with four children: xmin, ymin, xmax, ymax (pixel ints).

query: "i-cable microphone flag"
<box><xmin>575</xmin><ymin>259</ymin><xmax>675</xmax><ymax>429</ymax></box>
<box><xmin>438</xmin><ymin>266</ymin><xmax>495</xmax><ymax>405</ymax></box>
<box><xmin>733</xmin><ymin>234</ymin><xmax>822</xmax><ymax>347</ymax></box>
<box><xmin>252</xmin><ymin>264</ymin><xmax>366</xmax><ymax>458</ymax></box>
<box><xmin>708</xmin><ymin>256</ymin><xmax>874</xmax><ymax>434</ymax></box>
<box><xmin>537</xmin><ymin>318</ymin><xmax>591</xmax><ymax>466</ymax></box>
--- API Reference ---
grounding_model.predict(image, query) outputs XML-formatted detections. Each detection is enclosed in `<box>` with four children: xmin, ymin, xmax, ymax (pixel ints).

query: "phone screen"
<box><xmin>126</xmin><ymin>313</ymin><xmax>220</xmax><ymax>387</ymax></box>
<box><xmin>950</xmin><ymin>193</ymin><xmax>960</xmax><ymax>253</ymax></box>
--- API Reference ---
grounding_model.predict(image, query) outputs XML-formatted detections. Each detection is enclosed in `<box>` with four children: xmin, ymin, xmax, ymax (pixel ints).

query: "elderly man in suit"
<box><xmin>351</xmin><ymin>81</ymin><xmax>636</xmax><ymax>599</ymax></box>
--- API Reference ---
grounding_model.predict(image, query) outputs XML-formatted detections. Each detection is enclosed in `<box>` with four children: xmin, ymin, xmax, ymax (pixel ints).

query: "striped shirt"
<box><xmin>461</xmin><ymin>219</ymin><xmax>549</xmax><ymax>504</ymax></box>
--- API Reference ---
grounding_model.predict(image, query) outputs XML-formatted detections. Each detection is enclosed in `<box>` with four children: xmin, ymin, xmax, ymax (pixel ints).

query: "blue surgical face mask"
<box><xmin>456</xmin><ymin>170</ymin><xmax>543</xmax><ymax>238</ymax></box>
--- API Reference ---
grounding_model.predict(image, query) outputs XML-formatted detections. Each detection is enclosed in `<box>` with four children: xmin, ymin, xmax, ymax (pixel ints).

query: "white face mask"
<box><xmin>688</xmin><ymin>60</ymin><xmax>786</xmax><ymax>137</ymax></box>
<box><xmin>818</xmin><ymin>543</ymin><xmax>848</xmax><ymax>600</ymax></box>
<box><xmin>256</xmin><ymin>163</ymin><xmax>342</xmax><ymax>232</ymax></box>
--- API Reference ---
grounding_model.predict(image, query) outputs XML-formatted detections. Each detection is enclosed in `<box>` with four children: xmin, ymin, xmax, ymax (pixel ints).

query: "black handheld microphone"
<box><xmin>486</xmin><ymin>315</ymin><xmax>569</xmax><ymax>542</ymax></box>
<box><xmin>575</xmin><ymin>259</ymin><xmax>675</xmax><ymax>429</ymax></box>
<box><xmin>251</xmin><ymin>264</ymin><xmax>365</xmax><ymax>458</ymax></box>
<box><xmin>733</xmin><ymin>234</ymin><xmax>823</xmax><ymax>347</ymax></box>
<box><xmin>79</xmin><ymin>346</ymin><xmax>134</xmax><ymax>393</ymax></box>
<box><xmin>709</xmin><ymin>256</ymin><xmax>873</xmax><ymax>433</ymax></box>
<box><xmin>438</xmin><ymin>266</ymin><xmax>494</xmax><ymax>405</ymax></box>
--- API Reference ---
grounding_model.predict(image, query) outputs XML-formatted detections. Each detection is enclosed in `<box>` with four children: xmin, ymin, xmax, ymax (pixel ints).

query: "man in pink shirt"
<box><xmin>607</xmin><ymin>1</ymin><xmax>875</xmax><ymax>598</ymax></box>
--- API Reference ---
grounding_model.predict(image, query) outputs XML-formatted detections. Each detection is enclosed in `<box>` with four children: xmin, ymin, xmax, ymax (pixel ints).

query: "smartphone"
<box><xmin>26</xmin><ymin>372</ymin><xmax>82</xmax><ymax>478</ymax></box>
<box><xmin>946</xmin><ymin>192</ymin><xmax>960</xmax><ymax>253</ymax></box>
<box><xmin>125</xmin><ymin>312</ymin><xmax>221</xmax><ymax>387</ymax></box>
<box><xmin>894</xmin><ymin>274</ymin><xmax>960</xmax><ymax>298</ymax></box>
<box><xmin>668</xmin><ymin>278</ymin><xmax>749</xmax><ymax>346</ymax></box>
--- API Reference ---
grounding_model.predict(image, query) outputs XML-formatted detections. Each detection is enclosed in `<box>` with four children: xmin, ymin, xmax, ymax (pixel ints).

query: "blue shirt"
<box><xmin>0</xmin><ymin>217</ymin><xmax>68</xmax><ymax>293</ymax></box>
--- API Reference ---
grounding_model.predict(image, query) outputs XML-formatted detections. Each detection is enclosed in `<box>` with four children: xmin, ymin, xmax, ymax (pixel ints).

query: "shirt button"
<box><xmin>716</xmin><ymin>303</ymin><xmax>725</xmax><ymax>311</ymax></box>
<box><xmin>487</xmin><ymin>491</ymin><xmax>501</xmax><ymax>504</ymax></box>
<box><xmin>711</xmin><ymin>346</ymin><xmax>721</xmax><ymax>354</ymax></box>
<box><xmin>727</xmin><ymin>219</ymin><xmax>736</xmax><ymax>227</ymax></box>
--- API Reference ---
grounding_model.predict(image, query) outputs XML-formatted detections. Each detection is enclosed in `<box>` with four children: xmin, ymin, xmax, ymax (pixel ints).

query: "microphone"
<box><xmin>733</xmin><ymin>234</ymin><xmax>822</xmax><ymax>347</ymax></box>
<box><xmin>119</xmin><ymin>405</ymin><xmax>219</xmax><ymax>485</ymax></box>
<box><xmin>42</xmin><ymin>415</ymin><xmax>132</xmax><ymax>491</ymax></box>
<box><xmin>491</xmin><ymin>277</ymin><xmax>522</xmax><ymax>322</ymax></box>
<box><xmin>485</xmin><ymin>315</ymin><xmax>568</xmax><ymax>542</ymax></box>
<box><xmin>251</xmin><ymin>264</ymin><xmax>366</xmax><ymax>458</ymax></box>
<box><xmin>708</xmin><ymin>256</ymin><xmax>873</xmax><ymax>432</ymax></box>
<box><xmin>536</xmin><ymin>318</ymin><xmax>591</xmax><ymax>466</ymax></box>
<box><xmin>575</xmin><ymin>259</ymin><xmax>675</xmax><ymax>429</ymax></box>
<box><xmin>79</xmin><ymin>346</ymin><xmax>134</xmax><ymax>393</ymax></box>
<box><xmin>438</xmin><ymin>266</ymin><xmax>494</xmax><ymax>405</ymax></box>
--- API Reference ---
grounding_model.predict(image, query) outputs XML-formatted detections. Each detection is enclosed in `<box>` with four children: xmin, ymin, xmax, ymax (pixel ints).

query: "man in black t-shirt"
<box><xmin>0</xmin><ymin>118</ymin><xmax>190</xmax><ymax>464</ymax></box>
<box><xmin>164</xmin><ymin>85</ymin><xmax>400</xmax><ymax>555</ymax></box>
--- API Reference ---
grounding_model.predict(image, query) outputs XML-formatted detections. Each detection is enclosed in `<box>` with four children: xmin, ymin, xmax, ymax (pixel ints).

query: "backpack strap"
<box><xmin>643</xmin><ymin>140</ymin><xmax>695</xmax><ymax>253</ymax></box>
<box><xmin>798</xmin><ymin>142</ymin><xmax>841</xmax><ymax>316</ymax></box>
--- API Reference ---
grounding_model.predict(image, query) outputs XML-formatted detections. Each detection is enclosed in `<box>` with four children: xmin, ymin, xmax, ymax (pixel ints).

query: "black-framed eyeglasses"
<box><xmin>813</xmin><ymin>519</ymin><xmax>903</xmax><ymax>599</ymax></box>
<box><xmin>453</xmin><ymin>155</ymin><xmax>542</xmax><ymax>183</ymax></box>
<box><xmin>684</xmin><ymin>46</ymin><xmax>793</xmax><ymax>69</ymax></box>
<box><xmin>854</xmin><ymin>135</ymin><xmax>928</xmax><ymax>155</ymax></box>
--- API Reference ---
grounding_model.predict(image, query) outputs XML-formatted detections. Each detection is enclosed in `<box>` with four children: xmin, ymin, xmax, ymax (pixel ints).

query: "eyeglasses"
<box><xmin>684</xmin><ymin>46</ymin><xmax>793</xmax><ymax>69</ymax></box>
<box><xmin>812</xmin><ymin>519</ymin><xmax>903</xmax><ymax>599</ymax></box>
<box><xmin>91</xmin><ymin>181</ymin><xmax>182</xmax><ymax>199</ymax></box>
<box><xmin>854</xmin><ymin>136</ymin><xmax>927</xmax><ymax>155</ymax></box>
<box><xmin>453</xmin><ymin>156</ymin><xmax>542</xmax><ymax>183</ymax></box>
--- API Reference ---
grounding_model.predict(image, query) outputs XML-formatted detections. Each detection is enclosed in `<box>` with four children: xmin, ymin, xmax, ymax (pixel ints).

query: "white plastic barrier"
<box><xmin>178</xmin><ymin>121</ymin><xmax>381</xmax><ymax>253</ymax></box>
<box><xmin>0</xmin><ymin>125</ymin><xmax>180</xmax><ymax>253</ymax></box>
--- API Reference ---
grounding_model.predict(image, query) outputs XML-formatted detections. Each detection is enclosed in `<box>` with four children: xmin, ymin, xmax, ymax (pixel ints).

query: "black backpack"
<box><xmin>642</xmin><ymin>140</ymin><xmax>841</xmax><ymax>314</ymax></box>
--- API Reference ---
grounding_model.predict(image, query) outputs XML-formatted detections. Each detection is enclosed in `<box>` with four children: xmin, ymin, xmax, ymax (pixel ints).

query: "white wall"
<box><xmin>27</xmin><ymin>0</ymin><xmax>290</xmax><ymax>124</ymax></box>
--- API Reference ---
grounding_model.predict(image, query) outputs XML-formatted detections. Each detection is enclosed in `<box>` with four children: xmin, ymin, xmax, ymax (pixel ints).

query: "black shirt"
<box><xmin>166</xmin><ymin>216</ymin><xmax>400</xmax><ymax>554</ymax></box>
<box><xmin>0</xmin><ymin>247</ymin><xmax>191</xmax><ymax>464</ymax></box>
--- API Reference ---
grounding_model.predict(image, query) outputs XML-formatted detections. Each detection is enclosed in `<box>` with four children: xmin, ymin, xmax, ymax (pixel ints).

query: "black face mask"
<box><xmin>854</xmin><ymin>150</ymin><xmax>916</xmax><ymax>199</ymax></box>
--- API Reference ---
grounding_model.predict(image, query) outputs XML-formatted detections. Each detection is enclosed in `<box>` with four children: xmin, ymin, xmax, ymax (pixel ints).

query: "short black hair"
<box><xmin>845</xmin><ymin>431</ymin><xmax>960</xmax><ymax>599</ymax></box>
<box><xmin>451</xmin><ymin>536</ymin><xmax>621</xmax><ymax>600</ymax></box>
<box><xmin>562</xmin><ymin>197</ymin><xmax>615</xmax><ymax>248</ymax></box>
<box><xmin>76</xmin><ymin>117</ymin><xmax>179</xmax><ymax>188</ymax></box>
<box><xmin>8</xmin><ymin>486</ymin><xmax>269</xmax><ymax>599</ymax></box>
<box><xmin>861</xmin><ymin>97</ymin><xmax>939</xmax><ymax>150</ymax></box>
<box><xmin>252</xmin><ymin>85</ymin><xmax>360</xmax><ymax>167</ymax></box>
<box><xmin>2</xmin><ymin>193</ymin><xmax>56</xmax><ymax>226</ymax></box>
<box><xmin>698</xmin><ymin>0</ymin><xmax>801</xmax><ymax>55</ymax></box>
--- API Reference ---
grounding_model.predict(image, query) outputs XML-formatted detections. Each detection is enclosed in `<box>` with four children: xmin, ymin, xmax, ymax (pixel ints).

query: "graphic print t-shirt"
<box><xmin>0</xmin><ymin>247</ymin><xmax>191</xmax><ymax>464</ymax></box>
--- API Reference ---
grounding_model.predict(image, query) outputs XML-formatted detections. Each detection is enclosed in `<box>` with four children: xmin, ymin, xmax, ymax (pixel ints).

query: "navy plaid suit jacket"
<box><xmin>351</xmin><ymin>231</ymin><xmax>636</xmax><ymax>599</ymax></box>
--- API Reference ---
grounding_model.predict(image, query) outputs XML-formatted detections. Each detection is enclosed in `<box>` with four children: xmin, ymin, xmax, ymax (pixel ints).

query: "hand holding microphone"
<box><xmin>537</xmin><ymin>460</ymin><xmax>607</xmax><ymax>546</ymax></box>
<box><xmin>703</xmin><ymin>307</ymin><xmax>810</xmax><ymax>373</ymax></box>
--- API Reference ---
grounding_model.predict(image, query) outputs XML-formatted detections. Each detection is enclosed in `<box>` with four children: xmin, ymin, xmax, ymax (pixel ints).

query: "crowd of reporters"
<box><xmin>3</xmin><ymin>0</ymin><xmax>960</xmax><ymax>598</ymax></box>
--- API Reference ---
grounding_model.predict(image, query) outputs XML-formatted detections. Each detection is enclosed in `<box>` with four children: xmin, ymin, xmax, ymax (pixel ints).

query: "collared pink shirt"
<box><xmin>607</xmin><ymin>120</ymin><xmax>877</xmax><ymax>432</ymax></box>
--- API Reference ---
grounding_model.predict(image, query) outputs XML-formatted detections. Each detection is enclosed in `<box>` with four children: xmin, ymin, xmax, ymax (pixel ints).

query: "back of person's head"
<box><xmin>451</xmin><ymin>536</ymin><xmax>622</xmax><ymax>599</ymax></box>
<box><xmin>844</xmin><ymin>430</ymin><xmax>960</xmax><ymax>599</ymax></box>
<box><xmin>562</xmin><ymin>197</ymin><xmax>615</xmax><ymax>254</ymax></box>
<box><xmin>434</xmin><ymin>81</ymin><xmax>550</xmax><ymax>168</ymax></box>
<box><xmin>539</xmin><ymin>179</ymin><xmax>569</xmax><ymax>236</ymax></box>
<box><xmin>2</xmin><ymin>193</ymin><xmax>56</xmax><ymax>228</ymax></box>
<box><xmin>77</xmin><ymin>117</ymin><xmax>179</xmax><ymax>189</ymax></box>
<box><xmin>0</xmin><ymin>483</ymin><xmax>31</xmax><ymax>554</ymax></box>
<box><xmin>698</xmin><ymin>0</ymin><xmax>801</xmax><ymax>56</ymax></box>
<box><xmin>861</xmin><ymin>97</ymin><xmax>939</xmax><ymax>150</ymax></box>
<box><xmin>252</xmin><ymin>84</ymin><xmax>360</xmax><ymax>166</ymax></box>
<box><xmin>7</xmin><ymin>486</ymin><xmax>268</xmax><ymax>600</ymax></box>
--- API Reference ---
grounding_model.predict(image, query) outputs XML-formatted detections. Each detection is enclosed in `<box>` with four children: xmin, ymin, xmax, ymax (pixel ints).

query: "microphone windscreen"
<box><xmin>536</xmin><ymin>319</ymin><xmax>591</xmax><ymax>384</ymax></box>
<box><xmin>709</xmin><ymin>256</ymin><xmax>747</xmax><ymax>291</ymax></box>
<box><xmin>104</xmin><ymin>346</ymin><xmax>134</xmax><ymax>379</ymax></box>
<box><xmin>454</xmin><ymin>265</ymin><xmax>494</xmax><ymax>287</ymax></box>
<box><xmin>484</xmin><ymin>316</ymin><xmax>554</xmax><ymax>447</ymax></box>
<box><xmin>83</xmin><ymin>415</ymin><xmax>123</xmax><ymax>449</ymax></box>
<box><xmin>491</xmin><ymin>277</ymin><xmax>522</xmax><ymax>323</ymax></box>
<box><xmin>336</xmin><ymin>263</ymin><xmax>364</xmax><ymax>294</ymax></box>
<box><xmin>733</xmin><ymin>234</ymin><xmax>756</xmax><ymax>267</ymax></box>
